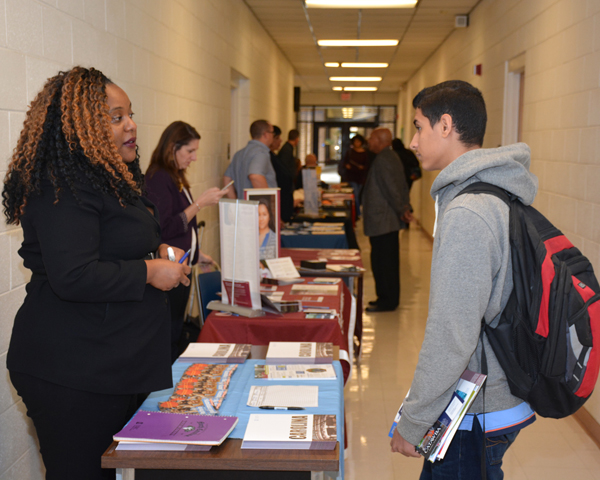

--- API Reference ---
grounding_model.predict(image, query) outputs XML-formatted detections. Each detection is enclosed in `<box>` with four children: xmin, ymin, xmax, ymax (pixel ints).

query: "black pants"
<box><xmin>10</xmin><ymin>371</ymin><xmax>140</xmax><ymax>480</ymax></box>
<box><xmin>168</xmin><ymin>277</ymin><xmax>192</xmax><ymax>362</ymax></box>
<box><xmin>369</xmin><ymin>231</ymin><xmax>400</xmax><ymax>309</ymax></box>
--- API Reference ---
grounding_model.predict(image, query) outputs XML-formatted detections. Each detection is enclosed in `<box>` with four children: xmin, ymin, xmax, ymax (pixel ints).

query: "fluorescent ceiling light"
<box><xmin>329</xmin><ymin>76</ymin><xmax>382</xmax><ymax>81</ymax></box>
<box><xmin>343</xmin><ymin>86</ymin><xmax>378</xmax><ymax>91</ymax></box>
<box><xmin>306</xmin><ymin>0</ymin><xmax>417</xmax><ymax>8</ymax></box>
<box><xmin>332</xmin><ymin>86</ymin><xmax>343</xmax><ymax>91</ymax></box>
<box><xmin>341</xmin><ymin>62</ymin><xmax>388</xmax><ymax>68</ymax></box>
<box><xmin>318</xmin><ymin>39</ymin><xmax>399</xmax><ymax>47</ymax></box>
<box><xmin>325</xmin><ymin>62</ymin><xmax>340</xmax><ymax>67</ymax></box>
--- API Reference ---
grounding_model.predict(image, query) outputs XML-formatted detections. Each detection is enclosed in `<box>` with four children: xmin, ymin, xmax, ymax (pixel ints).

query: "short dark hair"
<box><xmin>412</xmin><ymin>80</ymin><xmax>486</xmax><ymax>147</ymax></box>
<box><xmin>273</xmin><ymin>125</ymin><xmax>282</xmax><ymax>137</ymax></box>
<box><xmin>352</xmin><ymin>134</ymin><xmax>365</xmax><ymax>146</ymax></box>
<box><xmin>288</xmin><ymin>129</ymin><xmax>300</xmax><ymax>141</ymax></box>
<box><xmin>250</xmin><ymin>120</ymin><xmax>271</xmax><ymax>139</ymax></box>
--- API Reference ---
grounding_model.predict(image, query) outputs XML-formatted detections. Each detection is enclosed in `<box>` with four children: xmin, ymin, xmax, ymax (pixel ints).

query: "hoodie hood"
<box><xmin>431</xmin><ymin>142</ymin><xmax>538</xmax><ymax>208</ymax></box>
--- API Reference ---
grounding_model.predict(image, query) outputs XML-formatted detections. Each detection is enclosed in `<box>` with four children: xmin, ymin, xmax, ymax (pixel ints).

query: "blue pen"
<box><xmin>178</xmin><ymin>249</ymin><xmax>191</xmax><ymax>264</ymax></box>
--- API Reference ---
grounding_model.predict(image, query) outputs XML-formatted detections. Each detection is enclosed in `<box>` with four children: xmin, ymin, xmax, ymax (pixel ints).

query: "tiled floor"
<box><xmin>344</xmin><ymin>223</ymin><xmax>600</xmax><ymax>480</ymax></box>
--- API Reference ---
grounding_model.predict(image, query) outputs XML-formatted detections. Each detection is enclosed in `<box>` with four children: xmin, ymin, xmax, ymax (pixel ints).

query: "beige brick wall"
<box><xmin>0</xmin><ymin>1</ymin><xmax>295</xmax><ymax>478</ymax></box>
<box><xmin>400</xmin><ymin>0</ymin><xmax>600</xmax><ymax>422</ymax></box>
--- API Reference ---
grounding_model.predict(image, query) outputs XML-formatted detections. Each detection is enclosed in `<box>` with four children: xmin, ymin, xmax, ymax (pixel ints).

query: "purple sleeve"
<box><xmin>145</xmin><ymin>170</ymin><xmax>189</xmax><ymax>242</ymax></box>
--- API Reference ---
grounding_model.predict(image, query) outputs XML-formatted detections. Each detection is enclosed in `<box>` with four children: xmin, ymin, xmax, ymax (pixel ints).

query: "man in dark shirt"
<box><xmin>270</xmin><ymin>126</ymin><xmax>295</xmax><ymax>222</ymax></box>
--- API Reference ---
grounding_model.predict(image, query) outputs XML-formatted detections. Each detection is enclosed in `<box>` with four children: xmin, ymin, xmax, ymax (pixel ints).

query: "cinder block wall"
<box><xmin>0</xmin><ymin>1</ymin><xmax>295</xmax><ymax>478</ymax></box>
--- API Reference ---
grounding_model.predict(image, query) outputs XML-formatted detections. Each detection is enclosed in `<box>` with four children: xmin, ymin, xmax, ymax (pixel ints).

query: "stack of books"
<box><xmin>266</xmin><ymin>342</ymin><xmax>333</xmax><ymax>365</ymax></box>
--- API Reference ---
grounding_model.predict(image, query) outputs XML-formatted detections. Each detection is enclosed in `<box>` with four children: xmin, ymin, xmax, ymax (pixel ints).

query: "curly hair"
<box><xmin>146</xmin><ymin>121</ymin><xmax>200</xmax><ymax>191</ymax></box>
<box><xmin>2</xmin><ymin>66</ymin><xmax>143</xmax><ymax>225</ymax></box>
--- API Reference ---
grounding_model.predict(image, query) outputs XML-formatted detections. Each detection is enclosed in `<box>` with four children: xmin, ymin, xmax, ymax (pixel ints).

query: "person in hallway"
<box><xmin>270</xmin><ymin>125</ymin><xmax>295</xmax><ymax>222</ymax></box>
<box><xmin>392</xmin><ymin>137</ymin><xmax>422</xmax><ymax>191</ymax></box>
<box><xmin>391</xmin><ymin>80</ymin><xmax>537</xmax><ymax>479</ymax></box>
<box><xmin>2</xmin><ymin>67</ymin><xmax>191</xmax><ymax>480</ymax></box>
<box><xmin>145</xmin><ymin>121</ymin><xmax>227</xmax><ymax>362</ymax></box>
<box><xmin>223</xmin><ymin>119</ymin><xmax>277</xmax><ymax>198</ymax></box>
<box><xmin>295</xmin><ymin>153</ymin><xmax>318</xmax><ymax>190</ymax></box>
<box><xmin>341</xmin><ymin>134</ymin><xmax>370</xmax><ymax>218</ymax></box>
<box><xmin>362</xmin><ymin>128</ymin><xmax>412</xmax><ymax>313</ymax></box>
<box><xmin>278</xmin><ymin>129</ymin><xmax>300</xmax><ymax>174</ymax></box>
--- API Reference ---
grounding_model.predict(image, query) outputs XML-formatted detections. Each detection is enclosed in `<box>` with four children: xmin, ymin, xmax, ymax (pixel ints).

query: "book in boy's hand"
<box><xmin>241</xmin><ymin>414</ymin><xmax>337</xmax><ymax>450</ymax></box>
<box><xmin>113</xmin><ymin>411</ymin><xmax>238</xmax><ymax>446</ymax></box>
<box><xmin>266</xmin><ymin>342</ymin><xmax>333</xmax><ymax>364</ymax></box>
<box><xmin>389</xmin><ymin>370</ymin><xmax>486</xmax><ymax>462</ymax></box>
<box><xmin>177</xmin><ymin>343</ymin><xmax>251</xmax><ymax>364</ymax></box>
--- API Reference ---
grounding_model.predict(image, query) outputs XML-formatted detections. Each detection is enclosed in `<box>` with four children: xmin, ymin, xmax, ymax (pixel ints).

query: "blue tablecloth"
<box><xmin>281</xmin><ymin>234</ymin><xmax>349</xmax><ymax>249</ymax></box>
<box><xmin>139</xmin><ymin>359</ymin><xmax>345</xmax><ymax>476</ymax></box>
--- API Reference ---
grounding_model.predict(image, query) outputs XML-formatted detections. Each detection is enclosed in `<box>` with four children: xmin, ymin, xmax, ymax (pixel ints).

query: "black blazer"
<box><xmin>7</xmin><ymin>178</ymin><xmax>172</xmax><ymax>395</ymax></box>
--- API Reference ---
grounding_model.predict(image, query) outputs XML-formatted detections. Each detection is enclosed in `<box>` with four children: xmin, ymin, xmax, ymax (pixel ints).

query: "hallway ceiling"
<box><xmin>243</xmin><ymin>0</ymin><xmax>481</xmax><ymax>93</ymax></box>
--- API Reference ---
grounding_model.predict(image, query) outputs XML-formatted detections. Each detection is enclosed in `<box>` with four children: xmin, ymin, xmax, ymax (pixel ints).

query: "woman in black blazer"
<box><xmin>2</xmin><ymin>67</ymin><xmax>190</xmax><ymax>480</ymax></box>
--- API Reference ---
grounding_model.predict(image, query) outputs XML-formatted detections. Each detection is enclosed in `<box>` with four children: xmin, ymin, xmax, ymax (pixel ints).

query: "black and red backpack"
<box><xmin>459</xmin><ymin>182</ymin><xmax>600</xmax><ymax>418</ymax></box>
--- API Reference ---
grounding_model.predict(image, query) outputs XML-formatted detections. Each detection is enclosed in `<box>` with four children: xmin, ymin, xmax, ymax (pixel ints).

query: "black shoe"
<box><xmin>368</xmin><ymin>300</ymin><xmax>378</xmax><ymax>306</ymax></box>
<box><xmin>366</xmin><ymin>305</ymin><xmax>396</xmax><ymax>313</ymax></box>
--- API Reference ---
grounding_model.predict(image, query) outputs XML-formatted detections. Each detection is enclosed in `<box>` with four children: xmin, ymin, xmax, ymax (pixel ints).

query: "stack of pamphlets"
<box><xmin>242</xmin><ymin>414</ymin><xmax>337</xmax><ymax>450</ymax></box>
<box><xmin>254</xmin><ymin>364</ymin><xmax>337</xmax><ymax>380</ymax></box>
<box><xmin>159</xmin><ymin>364</ymin><xmax>237</xmax><ymax>415</ymax></box>
<box><xmin>266</xmin><ymin>342</ymin><xmax>333</xmax><ymax>365</ymax></box>
<box><xmin>176</xmin><ymin>343</ymin><xmax>251</xmax><ymax>364</ymax></box>
<box><xmin>114</xmin><ymin>410</ymin><xmax>238</xmax><ymax>450</ymax></box>
<box><xmin>389</xmin><ymin>370</ymin><xmax>486</xmax><ymax>462</ymax></box>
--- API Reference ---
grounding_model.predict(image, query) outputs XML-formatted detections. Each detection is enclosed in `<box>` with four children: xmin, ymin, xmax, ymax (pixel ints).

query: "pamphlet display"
<box><xmin>217</xmin><ymin>199</ymin><xmax>262</xmax><ymax>313</ymax></box>
<box><xmin>302</xmin><ymin>168</ymin><xmax>319</xmax><ymax>216</ymax></box>
<box><xmin>177</xmin><ymin>343</ymin><xmax>251</xmax><ymax>364</ymax></box>
<box><xmin>254</xmin><ymin>364</ymin><xmax>337</xmax><ymax>380</ymax></box>
<box><xmin>244</xmin><ymin>188</ymin><xmax>281</xmax><ymax>259</ymax></box>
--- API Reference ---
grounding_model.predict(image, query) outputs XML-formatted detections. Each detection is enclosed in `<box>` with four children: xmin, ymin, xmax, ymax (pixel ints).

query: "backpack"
<box><xmin>458</xmin><ymin>182</ymin><xmax>600</xmax><ymax>418</ymax></box>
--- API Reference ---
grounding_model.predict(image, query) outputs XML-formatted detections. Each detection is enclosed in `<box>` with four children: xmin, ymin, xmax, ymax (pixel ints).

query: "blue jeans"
<box><xmin>420</xmin><ymin>420</ymin><xmax>519</xmax><ymax>480</ymax></box>
<box><xmin>349</xmin><ymin>181</ymin><xmax>363</xmax><ymax>217</ymax></box>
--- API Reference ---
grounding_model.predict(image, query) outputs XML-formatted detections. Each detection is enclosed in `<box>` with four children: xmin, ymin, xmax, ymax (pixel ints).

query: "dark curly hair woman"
<box><xmin>2</xmin><ymin>66</ymin><xmax>191</xmax><ymax>480</ymax></box>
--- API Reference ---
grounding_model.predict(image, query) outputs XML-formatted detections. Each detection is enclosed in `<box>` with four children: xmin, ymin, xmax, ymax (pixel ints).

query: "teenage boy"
<box><xmin>391</xmin><ymin>80</ymin><xmax>538</xmax><ymax>479</ymax></box>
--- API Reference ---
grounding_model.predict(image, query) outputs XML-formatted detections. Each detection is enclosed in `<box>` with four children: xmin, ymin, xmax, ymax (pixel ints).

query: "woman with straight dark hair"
<box><xmin>3</xmin><ymin>66</ymin><xmax>190</xmax><ymax>480</ymax></box>
<box><xmin>145</xmin><ymin>121</ymin><xmax>226</xmax><ymax>360</ymax></box>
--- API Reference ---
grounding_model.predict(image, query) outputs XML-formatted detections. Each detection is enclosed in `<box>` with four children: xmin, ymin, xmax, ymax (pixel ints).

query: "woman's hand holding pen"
<box><xmin>145</xmin><ymin>258</ymin><xmax>191</xmax><ymax>291</ymax></box>
<box><xmin>157</xmin><ymin>244</ymin><xmax>186</xmax><ymax>262</ymax></box>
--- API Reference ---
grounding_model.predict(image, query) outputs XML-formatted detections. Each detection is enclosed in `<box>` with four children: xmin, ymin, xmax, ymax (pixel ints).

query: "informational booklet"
<box><xmin>254</xmin><ymin>364</ymin><xmax>337</xmax><ymax>380</ymax></box>
<box><xmin>247</xmin><ymin>385</ymin><xmax>319</xmax><ymax>408</ymax></box>
<box><xmin>242</xmin><ymin>414</ymin><xmax>337</xmax><ymax>450</ymax></box>
<box><xmin>388</xmin><ymin>370</ymin><xmax>486</xmax><ymax>462</ymax></box>
<box><xmin>113</xmin><ymin>411</ymin><xmax>238</xmax><ymax>446</ymax></box>
<box><xmin>290</xmin><ymin>284</ymin><xmax>339</xmax><ymax>296</ymax></box>
<box><xmin>265</xmin><ymin>257</ymin><xmax>301</xmax><ymax>280</ymax></box>
<box><xmin>176</xmin><ymin>343</ymin><xmax>251</xmax><ymax>364</ymax></box>
<box><xmin>115</xmin><ymin>442</ymin><xmax>211</xmax><ymax>452</ymax></box>
<box><xmin>309</xmin><ymin>278</ymin><xmax>340</xmax><ymax>284</ymax></box>
<box><xmin>266</xmin><ymin>342</ymin><xmax>334</xmax><ymax>364</ymax></box>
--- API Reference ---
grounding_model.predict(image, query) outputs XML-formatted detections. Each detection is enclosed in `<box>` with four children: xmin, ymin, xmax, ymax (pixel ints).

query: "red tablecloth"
<box><xmin>198</xmin><ymin>279</ymin><xmax>352</xmax><ymax>382</ymax></box>
<box><xmin>280</xmin><ymin>247</ymin><xmax>364</xmax><ymax>356</ymax></box>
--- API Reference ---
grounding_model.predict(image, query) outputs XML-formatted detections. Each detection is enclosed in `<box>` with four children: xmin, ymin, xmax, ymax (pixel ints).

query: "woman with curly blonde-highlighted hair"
<box><xmin>3</xmin><ymin>67</ymin><xmax>191</xmax><ymax>480</ymax></box>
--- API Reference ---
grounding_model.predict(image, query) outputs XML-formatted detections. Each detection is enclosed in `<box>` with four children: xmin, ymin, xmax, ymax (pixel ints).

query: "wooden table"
<box><xmin>102</xmin><ymin>347</ymin><xmax>342</xmax><ymax>480</ymax></box>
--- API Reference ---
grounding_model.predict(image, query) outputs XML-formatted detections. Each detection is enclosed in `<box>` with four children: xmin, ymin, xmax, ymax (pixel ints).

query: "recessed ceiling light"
<box><xmin>343</xmin><ymin>86</ymin><xmax>378</xmax><ymax>91</ymax></box>
<box><xmin>332</xmin><ymin>86</ymin><xmax>343</xmax><ymax>91</ymax></box>
<box><xmin>325</xmin><ymin>62</ymin><xmax>340</xmax><ymax>67</ymax></box>
<box><xmin>318</xmin><ymin>39</ymin><xmax>399</xmax><ymax>47</ymax></box>
<box><xmin>341</xmin><ymin>62</ymin><xmax>388</xmax><ymax>68</ymax></box>
<box><xmin>306</xmin><ymin>0</ymin><xmax>417</xmax><ymax>8</ymax></box>
<box><xmin>329</xmin><ymin>76</ymin><xmax>382</xmax><ymax>81</ymax></box>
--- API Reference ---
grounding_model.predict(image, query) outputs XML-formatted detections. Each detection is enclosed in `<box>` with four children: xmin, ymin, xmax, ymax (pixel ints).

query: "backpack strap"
<box><xmin>457</xmin><ymin>182</ymin><xmax>512</xmax><ymax>206</ymax></box>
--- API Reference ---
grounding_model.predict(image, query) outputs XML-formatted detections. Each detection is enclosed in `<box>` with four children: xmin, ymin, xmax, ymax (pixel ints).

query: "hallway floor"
<box><xmin>343</xmin><ymin>223</ymin><xmax>600</xmax><ymax>480</ymax></box>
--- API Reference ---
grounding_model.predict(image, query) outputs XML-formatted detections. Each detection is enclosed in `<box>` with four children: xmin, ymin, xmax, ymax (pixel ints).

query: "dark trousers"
<box><xmin>10</xmin><ymin>371</ymin><xmax>140</xmax><ymax>480</ymax></box>
<box><xmin>369</xmin><ymin>230</ymin><xmax>400</xmax><ymax>309</ymax></box>
<box><xmin>167</xmin><ymin>277</ymin><xmax>192</xmax><ymax>362</ymax></box>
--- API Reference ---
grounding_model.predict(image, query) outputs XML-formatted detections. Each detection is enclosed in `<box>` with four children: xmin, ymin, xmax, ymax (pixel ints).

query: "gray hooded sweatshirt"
<box><xmin>397</xmin><ymin>143</ymin><xmax>538</xmax><ymax>445</ymax></box>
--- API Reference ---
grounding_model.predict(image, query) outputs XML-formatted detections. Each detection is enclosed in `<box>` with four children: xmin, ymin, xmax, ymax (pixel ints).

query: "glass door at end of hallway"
<box><xmin>313</xmin><ymin>123</ymin><xmax>374</xmax><ymax>166</ymax></box>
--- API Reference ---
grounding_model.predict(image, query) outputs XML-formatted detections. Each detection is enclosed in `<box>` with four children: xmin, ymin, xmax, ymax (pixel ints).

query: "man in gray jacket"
<box><xmin>391</xmin><ymin>81</ymin><xmax>537</xmax><ymax>478</ymax></box>
<box><xmin>362</xmin><ymin>128</ymin><xmax>413</xmax><ymax>312</ymax></box>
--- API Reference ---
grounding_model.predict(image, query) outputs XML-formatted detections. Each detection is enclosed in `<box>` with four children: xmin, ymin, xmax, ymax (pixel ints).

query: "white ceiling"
<box><xmin>244</xmin><ymin>0</ymin><xmax>482</xmax><ymax>93</ymax></box>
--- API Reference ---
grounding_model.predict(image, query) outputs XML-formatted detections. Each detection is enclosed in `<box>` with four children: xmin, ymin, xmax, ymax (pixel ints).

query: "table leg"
<box><xmin>116</xmin><ymin>468</ymin><xmax>135</xmax><ymax>480</ymax></box>
<box><xmin>354</xmin><ymin>276</ymin><xmax>363</xmax><ymax>358</ymax></box>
